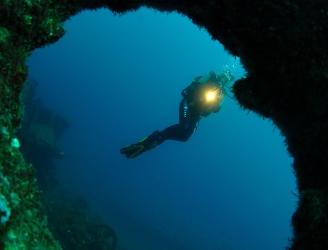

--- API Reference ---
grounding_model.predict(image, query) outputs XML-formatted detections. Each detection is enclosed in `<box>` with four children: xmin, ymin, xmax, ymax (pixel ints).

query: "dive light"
<box><xmin>205</xmin><ymin>89</ymin><xmax>219</xmax><ymax>102</ymax></box>
<box><xmin>204</xmin><ymin>88</ymin><xmax>220</xmax><ymax>102</ymax></box>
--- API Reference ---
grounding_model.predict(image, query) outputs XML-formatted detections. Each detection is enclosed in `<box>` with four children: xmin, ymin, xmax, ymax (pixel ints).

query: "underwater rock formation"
<box><xmin>41</xmin><ymin>190</ymin><xmax>118</xmax><ymax>250</ymax></box>
<box><xmin>0</xmin><ymin>0</ymin><xmax>327</xmax><ymax>249</ymax></box>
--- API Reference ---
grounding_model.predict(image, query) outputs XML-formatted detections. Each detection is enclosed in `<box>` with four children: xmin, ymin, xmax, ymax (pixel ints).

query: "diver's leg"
<box><xmin>158</xmin><ymin>99</ymin><xmax>201</xmax><ymax>142</ymax></box>
<box><xmin>120</xmin><ymin>130</ymin><xmax>162</xmax><ymax>159</ymax></box>
<box><xmin>120</xmin><ymin>99</ymin><xmax>200</xmax><ymax>158</ymax></box>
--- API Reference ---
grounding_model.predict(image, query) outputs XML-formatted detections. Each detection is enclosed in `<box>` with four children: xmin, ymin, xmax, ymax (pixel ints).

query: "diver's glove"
<box><xmin>120</xmin><ymin>130</ymin><xmax>161</xmax><ymax>159</ymax></box>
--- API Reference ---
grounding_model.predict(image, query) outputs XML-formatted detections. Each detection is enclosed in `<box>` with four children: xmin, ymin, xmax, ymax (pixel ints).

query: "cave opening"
<box><xmin>26</xmin><ymin>7</ymin><xmax>296</xmax><ymax>250</ymax></box>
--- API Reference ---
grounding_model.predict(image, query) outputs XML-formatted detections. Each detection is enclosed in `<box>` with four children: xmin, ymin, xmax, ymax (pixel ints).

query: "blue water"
<box><xmin>27</xmin><ymin>7</ymin><xmax>296</xmax><ymax>250</ymax></box>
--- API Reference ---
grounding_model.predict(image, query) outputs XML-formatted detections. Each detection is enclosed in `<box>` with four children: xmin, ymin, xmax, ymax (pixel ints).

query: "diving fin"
<box><xmin>120</xmin><ymin>130</ymin><xmax>161</xmax><ymax>159</ymax></box>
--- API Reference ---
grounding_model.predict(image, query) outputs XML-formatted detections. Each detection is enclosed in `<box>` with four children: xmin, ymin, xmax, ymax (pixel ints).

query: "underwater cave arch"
<box><xmin>1</xmin><ymin>0</ymin><xmax>328</xmax><ymax>249</ymax></box>
<box><xmin>29</xmin><ymin>8</ymin><xmax>267</xmax><ymax>250</ymax></box>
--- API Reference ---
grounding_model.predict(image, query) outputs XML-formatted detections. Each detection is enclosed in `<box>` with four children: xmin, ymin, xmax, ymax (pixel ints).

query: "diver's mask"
<box><xmin>217</xmin><ymin>71</ymin><xmax>234</xmax><ymax>86</ymax></box>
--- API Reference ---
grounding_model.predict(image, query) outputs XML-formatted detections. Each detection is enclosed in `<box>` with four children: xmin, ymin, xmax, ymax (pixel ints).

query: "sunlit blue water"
<box><xmin>28</xmin><ymin>7</ymin><xmax>296</xmax><ymax>250</ymax></box>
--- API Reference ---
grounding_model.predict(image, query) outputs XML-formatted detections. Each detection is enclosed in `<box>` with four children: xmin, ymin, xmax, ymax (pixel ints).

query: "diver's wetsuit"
<box><xmin>120</xmin><ymin>71</ymin><xmax>231</xmax><ymax>158</ymax></box>
<box><xmin>157</xmin><ymin>98</ymin><xmax>202</xmax><ymax>143</ymax></box>
<box><xmin>155</xmin><ymin>72</ymin><xmax>221</xmax><ymax>144</ymax></box>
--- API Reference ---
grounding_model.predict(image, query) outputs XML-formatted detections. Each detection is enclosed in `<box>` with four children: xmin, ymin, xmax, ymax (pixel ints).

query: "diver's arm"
<box><xmin>202</xmin><ymin>104</ymin><xmax>221</xmax><ymax>117</ymax></box>
<box><xmin>181</xmin><ymin>78</ymin><xmax>202</xmax><ymax>97</ymax></box>
<box><xmin>181</xmin><ymin>86</ymin><xmax>191</xmax><ymax>97</ymax></box>
<box><xmin>200</xmin><ymin>106</ymin><xmax>220</xmax><ymax>118</ymax></box>
<box><xmin>213</xmin><ymin>97</ymin><xmax>224</xmax><ymax>113</ymax></box>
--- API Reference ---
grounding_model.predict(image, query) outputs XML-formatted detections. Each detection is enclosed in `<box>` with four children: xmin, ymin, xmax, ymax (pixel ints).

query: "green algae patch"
<box><xmin>0</xmin><ymin>0</ymin><xmax>72</xmax><ymax>248</ymax></box>
<box><xmin>0</xmin><ymin>145</ymin><xmax>62</xmax><ymax>249</ymax></box>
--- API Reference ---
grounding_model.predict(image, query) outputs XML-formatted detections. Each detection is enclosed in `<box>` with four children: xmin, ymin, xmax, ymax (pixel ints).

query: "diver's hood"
<box><xmin>218</xmin><ymin>71</ymin><xmax>233</xmax><ymax>85</ymax></box>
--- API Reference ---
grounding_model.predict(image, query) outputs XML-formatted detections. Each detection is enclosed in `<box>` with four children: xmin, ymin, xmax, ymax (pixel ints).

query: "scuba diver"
<box><xmin>120</xmin><ymin>70</ymin><xmax>234</xmax><ymax>159</ymax></box>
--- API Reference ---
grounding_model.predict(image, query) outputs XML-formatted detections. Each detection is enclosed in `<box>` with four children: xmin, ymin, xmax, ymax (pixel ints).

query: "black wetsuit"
<box><xmin>120</xmin><ymin>71</ymin><xmax>230</xmax><ymax>158</ymax></box>
<box><xmin>156</xmin><ymin>72</ymin><xmax>223</xmax><ymax>144</ymax></box>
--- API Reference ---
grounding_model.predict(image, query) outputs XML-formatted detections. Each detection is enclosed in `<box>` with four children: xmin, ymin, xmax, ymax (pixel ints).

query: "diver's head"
<box><xmin>217</xmin><ymin>70</ymin><xmax>234</xmax><ymax>86</ymax></box>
